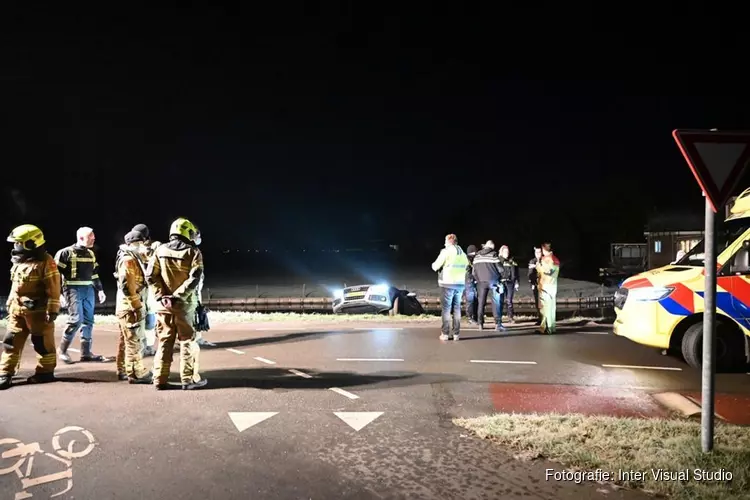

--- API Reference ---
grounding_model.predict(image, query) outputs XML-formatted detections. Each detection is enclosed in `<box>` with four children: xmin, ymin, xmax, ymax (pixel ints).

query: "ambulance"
<box><xmin>613</xmin><ymin>187</ymin><xmax>750</xmax><ymax>370</ymax></box>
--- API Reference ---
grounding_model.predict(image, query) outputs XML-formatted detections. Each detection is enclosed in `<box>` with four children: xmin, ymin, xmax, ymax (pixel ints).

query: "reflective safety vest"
<box><xmin>432</xmin><ymin>245</ymin><xmax>470</xmax><ymax>288</ymax></box>
<box><xmin>54</xmin><ymin>245</ymin><xmax>104</xmax><ymax>290</ymax></box>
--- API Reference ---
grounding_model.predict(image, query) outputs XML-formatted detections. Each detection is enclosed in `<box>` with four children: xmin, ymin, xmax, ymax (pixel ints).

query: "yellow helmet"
<box><xmin>169</xmin><ymin>217</ymin><xmax>199</xmax><ymax>242</ymax></box>
<box><xmin>7</xmin><ymin>224</ymin><xmax>46</xmax><ymax>250</ymax></box>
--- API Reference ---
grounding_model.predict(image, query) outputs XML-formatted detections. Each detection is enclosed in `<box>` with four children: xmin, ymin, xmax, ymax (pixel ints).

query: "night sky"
<box><xmin>2</xmin><ymin>4</ymin><xmax>748</xmax><ymax>267</ymax></box>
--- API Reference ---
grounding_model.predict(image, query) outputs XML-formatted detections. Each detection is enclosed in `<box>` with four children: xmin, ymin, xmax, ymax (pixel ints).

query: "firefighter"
<box><xmin>498</xmin><ymin>245</ymin><xmax>520</xmax><ymax>323</ymax></box>
<box><xmin>146</xmin><ymin>217</ymin><xmax>207</xmax><ymax>390</ymax></box>
<box><xmin>464</xmin><ymin>244</ymin><xmax>478</xmax><ymax>324</ymax></box>
<box><xmin>113</xmin><ymin>231</ymin><xmax>153</xmax><ymax>383</ymax></box>
<box><xmin>131</xmin><ymin>224</ymin><xmax>156</xmax><ymax>357</ymax></box>
<box><xmin>528</xmin><ymin>247</ymin><xmax>542</xmax><ymax>324</ymax></box>
<box><xmin>0</xmin><ymin>225</ymin><xmax>61</xmax><ymax>390</ymax></box>
<box><xmin>55</xmin><ymin>227</ymin><xmax>111</xmax><ymax>363</ymax></box>
<box><xmin>536</xmin><ymin>242</ymin><xmax>560</xmax><ymax>334</ymax></box>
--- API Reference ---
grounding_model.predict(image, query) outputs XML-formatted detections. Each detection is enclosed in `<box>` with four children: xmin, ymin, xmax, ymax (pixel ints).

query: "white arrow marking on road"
<box><xmin>226</xmin><ymin>348</ymin><xmax>245</xmax><ymax>355</ymax></box>
<box><xmin>329</xmin><ymin>387</ymin><xmax>359</xmax><ymax>399</ymax></box>
<box><xmin>288</xmin><ymin>369</ymin><xmax>312</xmax><ymax>379</ymax></box>
<box><xmin>228</xmin><ymin>412</ymin><xmax>279</xmax><ymax>432</ymax></box>
<box><xmin>354</xmin><ymin>328</ymin><xmax>403</xmax><ymax>331</ymax></box>
<box><xmin>336</xmin><ymin>358</ymin><xmax>404</xmax><ymax>362</ymax></box>
<box><xmin>602</xmin><ymin>364</ymin><xmax>682</xmax><ymax>371</ymax></box>
<box><xmin>334</xmin><ymin>412</ymin><xmax>383</xmax><ymax>431</ymax></box>
<box><xmin>470</xmin><ymin>359</ymin><xmax>537</xmax><ymax>365</ymax></box>
<box><xmin>254</xmin><ymin>356</ymin><xmax>276</xmax><ymax>365</ymax></box>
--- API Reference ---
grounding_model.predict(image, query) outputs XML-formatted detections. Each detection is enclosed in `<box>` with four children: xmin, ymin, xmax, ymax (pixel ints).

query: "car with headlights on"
<box><xmin>331</xmin><ymin>284</ymin><xmax>424</xmax><ymax>315</ymax></box>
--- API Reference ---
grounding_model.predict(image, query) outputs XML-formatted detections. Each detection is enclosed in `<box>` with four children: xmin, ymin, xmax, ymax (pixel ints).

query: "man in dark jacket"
<box><xmin>499</xmin><ymin>245</ymin><xmax>520</xmax><ymax>323</ymax></box>
<box><xmin>464</xmin><ymin>244</ymin><xmax>478</xmax><ymax>324</ymax></box>
<box><xmin>471</xmin><ymin>240</ymin><xmax>509</xmax><ymax>331</ymax></box>
<box><xmin>528</xmin><ymin>247</ymin><xmax>542</xmax><ymax>324</ymax></box>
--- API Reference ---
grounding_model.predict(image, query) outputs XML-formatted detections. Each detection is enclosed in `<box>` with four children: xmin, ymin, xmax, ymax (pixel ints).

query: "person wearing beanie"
<box><xmin>112</xmin><ymin>230</ymin><xmax>153</xmax><ymax>383</ymax></box>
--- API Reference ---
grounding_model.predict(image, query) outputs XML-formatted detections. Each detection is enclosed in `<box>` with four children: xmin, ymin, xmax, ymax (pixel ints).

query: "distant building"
<box><xmin>644</xmin><ymin>211</ymin><xmax>704</xmax><ymax>269</ymax></box>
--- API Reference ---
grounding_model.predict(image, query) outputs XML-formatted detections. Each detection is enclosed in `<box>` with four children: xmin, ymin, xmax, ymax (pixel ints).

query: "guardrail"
<box><xmin>0</xmin><ymin>294</ymin><xmax>614</xmax><ymax>316</ymax></box>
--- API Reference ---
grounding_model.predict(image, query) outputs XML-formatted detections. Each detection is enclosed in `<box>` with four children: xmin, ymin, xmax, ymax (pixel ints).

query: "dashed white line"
<box><xmin>254</xmin><ymin>327</ymin><xmax>299</xmax><ymax>331</ymax></box>
<box><xmin>226</xmin><ymin>348</ymin><xmax>245</xmax><ymax>355</ymax></box>
<box><xmin>470</xmin><ymin>359</ymin><xmax>537</xmax><ymax>365</ymax></box>
<box><xmin>329</xmin><ymin>387</ymin><xmax>360</xmax><ymax>399</ymax></box>
<box><xmin>288</xmin><ymin>369</ymin><xmax>313</xmax><ymax>379</ymax></box>
<box><xmin>602</xmin><ymin>364</ymin><xmax>682</xmax><ymax>371</ymax></box>
<box><xmin>68</xmin><ymin>348</ymin><xmax>80</xmax><ymax>353</ymax></box>
<box><xmin>253</xmin><ymin>356</ymin><xmax>276</xmax><ymax>365</ymax></box>
<box><xmin>354</xmin><ymin>327</ymin><xmax>403</xmax><ymax>331</ymax></box>
<box><xmin>336</xmin><ymin>358</ymin><xmax>404</xmax><ymax>362</ymax></box>
<box><xmin>583</xmin><ymin>331</ymin><xmax>610</xmax><ymax>335</ymax></box>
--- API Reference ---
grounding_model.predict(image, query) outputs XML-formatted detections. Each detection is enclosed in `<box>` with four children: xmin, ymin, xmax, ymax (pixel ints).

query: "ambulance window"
<box><xmin>654</xmin><ymin>240</ymin><xmax>662</xmax><ymax>253</ymax></box>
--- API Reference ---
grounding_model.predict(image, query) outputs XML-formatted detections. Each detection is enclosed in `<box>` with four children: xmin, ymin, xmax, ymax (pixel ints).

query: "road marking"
<box><xmin>226</xmin><ymin>348</ymin><xmax>245</xmax><ymax>355</ymax></box>
<box><xmin>288</xmin><ymin>369</ymin><xmax>312</xmax><ymax>379</ymax></box>
<box><xmin>253</xmin><ymin>356</ymin><xmax>276</xmax><ymax>365</ymax></box>
<box><xmin>336</xmin><ymin>358</ymin><xmax>404</xmax><ymax>362</ymax></box>
<box><xmin>255</xmin><ymin>327</ymin><xmax>299</xmax><ymax>331</ymax></box>
<box><xmin>354</xmin><ymin>327</ymin><xmax>403</xmax><ymax>331</ymax></box>
<box><xmin>469</xmin><ymin>359</ymin><xmax>537</xmax><ymax>365</ymax></box>
<box><xmin>228</xmin><ymin>412</ymin><xmax>278</xmax><ymax>432</ymax></box>
<box><xmin>583</xmin><ymin>331</ymin><xmax>610</xmax><ymax>335</ymax></box>
<box><xmin>601</xmin><ymin>364</ymin><xmax>682</xmax><ymax>371</ymax></box>
<box><xmin>68</xmin><ymin>348</ymin><xmax>80</xmax><ymax>353</ymax></box>
<box><xmin>334</xmin><ymin>411</ymin><xmax>383</xmax><ymax>431</ymax></box>
<box><xmin>329</xmin><ymin>387</ymin><xmax>360</xmax><ymax>399</ymax></box>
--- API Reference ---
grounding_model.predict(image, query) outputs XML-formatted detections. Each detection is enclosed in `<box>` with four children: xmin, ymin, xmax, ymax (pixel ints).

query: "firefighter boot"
<box><xmin>80</xmin><ymin>340</ymin><xmax>113</xmax><ymax>363</ymax></box>
<box><xmin>59</xmin><ymin>338</ymin><xmax>74</xmax><ymax>365</ymax></box>
<box><xmin>27</xmin><ymin>372</ymin><xmax>55</xmax><ymax>384</ymax></box>
<box><xmin>129</xmin><ymin>370</ymin><xmax>154</xmax><ymax>385</ymax></box>
<box><xmin>0</xmin><ymin>375</ymin><xmax>11</xmax><ymax>390</ymax></box>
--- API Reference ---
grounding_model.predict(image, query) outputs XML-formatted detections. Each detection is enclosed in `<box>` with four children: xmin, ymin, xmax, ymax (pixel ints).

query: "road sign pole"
<box><xmin>702</xmin><ymin>195</ymin><xmax>717</xmax><ymax>452</ymax></box>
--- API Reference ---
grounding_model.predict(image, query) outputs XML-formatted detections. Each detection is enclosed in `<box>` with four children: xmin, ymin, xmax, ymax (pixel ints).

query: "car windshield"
<box><xmin>676</xmin><ymin>218</ymin><xmax>750</xmax><ymax>266</ymax></box>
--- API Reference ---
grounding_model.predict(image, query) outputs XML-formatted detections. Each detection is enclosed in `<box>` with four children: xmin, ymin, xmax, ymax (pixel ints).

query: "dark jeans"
<box><xmin>464</xmin><ymin>282</ymin><xmax>478</xmax><ymax>321</ymax></box>
<box><xmin>63</xmin><ymin>286</ymin><xmax>95</xmax><ymax>344</ymax></box>
<box><xmin>440</xmin><ymin>286</ymin><xmax>464</xmax><ymax>337</ymax></box>
<box><xmin>504</xmin><ymin>283</ymin><xmax>515</xmax><ymax>318</ymax></box>
<box><xmin>477</xmin><ymin>282</ymin><xmax>503</xmax><ymax>325</ymax></box>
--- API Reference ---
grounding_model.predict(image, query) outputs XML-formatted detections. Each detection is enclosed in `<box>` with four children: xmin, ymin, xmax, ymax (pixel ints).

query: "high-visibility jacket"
<box><xmin>6</xmin><ymin>252</ymin><xmax>61</xmax><ymax>315</ymax></box>
<box><xmin>54</xmin><ymin>245</ymin><xmax>104</xmax><ymax>291</ymax></box>
<box><xmin>431</xmin><ymin>245</ymin><xmax>470</xmax><ymax>288</ymax></box>
<box><xmin>145</xmin><ymin>237</ymin><xmax>204</xmax><ymax>312</ymax></box>
<box><xmin>537</xmin><ymin>254</ymin><xmax>560</xmax><ymax>291</ymax></box>
<box><xmin>113</xmin><ymin>244</ymin><xmax>148</xmax><ymax>313</ymax></box>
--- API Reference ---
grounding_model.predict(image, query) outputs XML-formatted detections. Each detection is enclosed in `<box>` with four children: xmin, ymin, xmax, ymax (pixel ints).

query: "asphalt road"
<box><xmin>1</xmin><ymin>318</ymin><xmax>748</xmax><ymax>500</ymax></box>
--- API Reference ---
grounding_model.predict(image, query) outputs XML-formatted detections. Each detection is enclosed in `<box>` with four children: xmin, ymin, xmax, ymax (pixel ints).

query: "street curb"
<box><xmin>652</xmin><ymin>392</ymin><xmax>701</xmax><ymax>417</ymax></box>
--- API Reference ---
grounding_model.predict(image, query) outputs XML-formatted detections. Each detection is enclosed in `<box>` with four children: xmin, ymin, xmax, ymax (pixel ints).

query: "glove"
<box><xmin>46</xmin><ymin>312</ymin><xmax>58</xmax><ymax>323</ymax></box>
<box><xmin>98</xmin><ymin>290</ymin><xmax>107</xmax><ymax>304</ymax></box>
<box><xmin>194</xmin><ymin>304</ymin><xmax>210</xmax><ymax>332</ymax></box>
<box><xmin>514</xmin><ymin>283</ymin><xmax>519</xmax><ymax>292</ymax></box>
<box><xmin>60</xmin><ymin>294</ymin><xmax>68</xmax><ymax>308</ymax></box>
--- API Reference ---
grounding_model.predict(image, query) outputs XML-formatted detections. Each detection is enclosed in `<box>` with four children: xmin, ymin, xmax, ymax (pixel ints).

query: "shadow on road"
<box><xmin>201</xmin><ymin>367</ymin><xmax>466</xmax><ymax>390</ymax></box>
<box><xmin>10</xmin><ymin>369</ymin><xmax>119</xmax><ymax>386</ymax></box>
<box><xmin>460</xmin><ymin>322</ymin><xmax>611</xmax><ymax>340</ymax></box>
<box><xmin>215</xmin><ymin>329</ymin><xmax>350</xmax><ymax>349</ymax></box>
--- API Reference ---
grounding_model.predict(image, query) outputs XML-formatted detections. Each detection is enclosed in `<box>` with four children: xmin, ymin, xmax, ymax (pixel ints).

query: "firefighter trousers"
<box><xmin>539</xmin><ymin>286</ymin><xmax>557</xmax><ymax>334</ymax></box>
<box><xmin>153</xmin><ymin>306</ymin><xmax>201</xmax><ymax>385</ymax></box>
<box><xmin>0</xmin><ymin>309</ymin><xmax>56</xmax><ymax>376</ymax></box>
<box><xmin>115</xmin><ymin>310</ymin><xmax>149</xmax><ymax>379</ymax></box>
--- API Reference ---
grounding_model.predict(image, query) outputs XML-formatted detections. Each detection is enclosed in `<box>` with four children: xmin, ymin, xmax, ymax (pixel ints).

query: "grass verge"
<box><xmin>0</xmin><ymin>312</ymin><xmax>603</xmax><ymax>328</ymax></box>
<box><xmin>454</xmin><ymin>413</ymin><xmax>750</xmax><ymax>500</ymax></box>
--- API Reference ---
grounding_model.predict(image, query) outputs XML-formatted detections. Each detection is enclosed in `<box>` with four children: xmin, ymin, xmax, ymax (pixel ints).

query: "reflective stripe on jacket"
<box><xmin>431</xmin><ymin>245</ymin><xmax>469</xmax><ymax>287</ymax></box>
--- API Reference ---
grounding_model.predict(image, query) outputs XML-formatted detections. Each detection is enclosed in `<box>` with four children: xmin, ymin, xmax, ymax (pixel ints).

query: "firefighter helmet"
<box><xmin>7</xmin><ymin>224</ymin><xmax>46</xmax><ymax>249</ymax></box>
<box><xmin>169</xmin><ymin>218</ymin><xmax>199</xmax><ymax>242</ymax></box>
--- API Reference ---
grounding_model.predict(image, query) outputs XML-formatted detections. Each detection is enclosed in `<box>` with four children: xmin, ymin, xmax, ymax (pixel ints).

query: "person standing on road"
<box><xmin>498</xmin><ymin>245</ymin><xmax>519</xmax><ymax>323</ymax></box>
<box><xmin>146</xmin><ymin>217</ymin><xmax>207</xmax><ymax>390</ymax></box>
<box><xmin>431</xmin><ymin>233</ymin><xmax>469</xmax><ymax>342</ymax></box>
<box><xmin>471</xmin><ymin>240</ymin><xmax>508</xmax><ymax>331</ymax></box>
<box><xmin>55</xmin><ymin>227</ymin><xmax>111</xmax><ymax>364</ymax></box>
<box><xmin>464</xmin><ymin>244</ymin><xmax>479</xmax><ymax>324</ymax></box>
<box><xmin>528</xmin><ymin>247</ymin><xmax>542</xmax><ymax>325</ymax></box>
<box><xmin>0</xmin><ymin>225</ymin><xmax>61</xmax><ymax>390</ymax></box>
<box><xmin>131</xmin><ymin>224</ymin><xmax>157</xmax><ymax>357</ymax></box>
<box><xmin>113</xmin><ymin>230</ymin><xmax>153</xmax><ymax>384</ymax></box>
<box><xmin>536</xmin><ymin>242</ymin><xmax>560</xmax><ymax>334</ymax></box>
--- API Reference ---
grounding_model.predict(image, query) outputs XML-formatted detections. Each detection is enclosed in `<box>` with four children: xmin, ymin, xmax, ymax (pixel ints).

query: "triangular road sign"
<box><xmin>228</xmin><ymin>412</ymin><xmax>278</xmax><ymax>432</ymax></box>
<box><xmin>333</xmin><ymin>412</ymin><xmax>384</xmax><ymax>431</ymax></box>
<box><xmin>673</xmin><ymin>129</ymin><xmax>750</xmax><ymax>213</ymax></box>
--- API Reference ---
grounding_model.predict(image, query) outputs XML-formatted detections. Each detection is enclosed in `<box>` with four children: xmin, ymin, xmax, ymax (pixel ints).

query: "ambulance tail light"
<box><xmin>629</xmin><ymin>286</ymin><xmax>675</xmax><ymax>302</ymax></box>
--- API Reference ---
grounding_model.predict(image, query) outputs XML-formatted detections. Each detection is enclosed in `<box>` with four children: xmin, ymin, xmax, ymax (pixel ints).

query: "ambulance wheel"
<box><xmin>681</xmin><ymin>321</ymin><xmax>746</xmax><ymax>372</ymax></box>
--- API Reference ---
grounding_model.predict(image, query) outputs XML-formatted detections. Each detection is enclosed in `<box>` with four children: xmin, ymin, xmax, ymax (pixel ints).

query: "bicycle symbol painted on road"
<box><xmin>0</xmin><ymin>426</ymin><xmax>97</xmax><ymax>499</ymax></box>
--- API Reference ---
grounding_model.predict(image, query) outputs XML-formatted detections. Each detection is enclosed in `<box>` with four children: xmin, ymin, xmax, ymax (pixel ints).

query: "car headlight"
<box><xmin>333</xmin><ymin>289</ymin><xmax>344</xmax><ymax>300</ymax></box>
<box><xmin>369</xmin><ymin>284</ymin><xmax>390</xmax><ymax>294</ymax></box>
<box><xmin>628</xmin><ymin>286</ymin><xmax>674</xmax><ymax>302</ymax></box>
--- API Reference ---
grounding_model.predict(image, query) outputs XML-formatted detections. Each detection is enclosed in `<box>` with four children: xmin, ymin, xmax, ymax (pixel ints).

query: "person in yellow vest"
<box><xmin>0</xmin><ymin>225</ymin><xmax>61</xmax><ymax>390</ymax></box>
<box><xmin>113</xmin><ymin>230</ymin><xmax>153</xmax><ymax>383</ymax></box>
<box><xmin>431</xmin><ymin>233</ymin><xmax>470</xmax><ymax>341</ymax></box>
<box><xmin>146</xmin><ymin>217</ymin><xmax>207</xmax><ymax>390</ymax></box>
<box><xmin>536</xmin><ymin>242</ymin><xmax>560</xmax><ymax>334</ymax></box>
